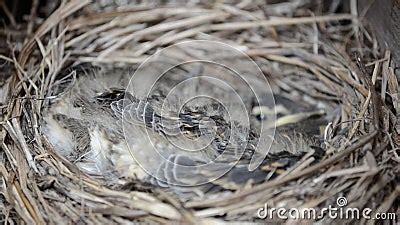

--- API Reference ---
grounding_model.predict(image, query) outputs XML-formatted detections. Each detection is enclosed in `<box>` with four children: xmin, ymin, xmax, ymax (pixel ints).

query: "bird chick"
<box><xmin>42</xmin><ymin>65</ymin><xmax>326</xmax><ymax>198</ymax></box>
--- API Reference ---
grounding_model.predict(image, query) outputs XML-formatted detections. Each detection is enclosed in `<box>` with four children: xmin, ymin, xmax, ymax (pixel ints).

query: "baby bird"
<box><xmin>42</xmin><ymin>64</ymin><xmax>326</xmax><ymax>198</ymax></box>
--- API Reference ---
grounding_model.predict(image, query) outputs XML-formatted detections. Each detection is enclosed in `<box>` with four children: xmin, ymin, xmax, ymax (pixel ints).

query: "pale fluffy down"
<box><xmin>41</xmin><ymin>68</ymin><xmax>148</xmax><ymax>180</ymax></box>
<box><xmin>43</xmin><ymin>115</ymin><xmax>75</xmax><ymax>157</ymax></box>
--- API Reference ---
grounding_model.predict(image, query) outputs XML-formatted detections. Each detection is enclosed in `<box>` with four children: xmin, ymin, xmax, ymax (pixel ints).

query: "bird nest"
<box><xmin>0</xmin><ymin>0</ymin><xmax>399</xmax><ymax>224</ymax></box>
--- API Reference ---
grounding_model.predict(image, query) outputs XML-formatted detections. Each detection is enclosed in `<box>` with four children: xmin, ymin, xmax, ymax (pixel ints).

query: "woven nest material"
<box><xmin>0</xmin><ymin>0</ymin><xmax>399</xmax><ymax>224</ymax></box>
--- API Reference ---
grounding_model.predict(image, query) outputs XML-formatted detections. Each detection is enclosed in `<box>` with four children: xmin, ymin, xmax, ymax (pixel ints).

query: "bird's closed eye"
<box><xmin>252</xmin><ymin>104</ymin><xmax>291</xmax><ymax>121</ymax></box>
<box><xmin>252</xmin><ymin>106</ymin><xmax>274</xmax><ymax>121</ymax></box>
